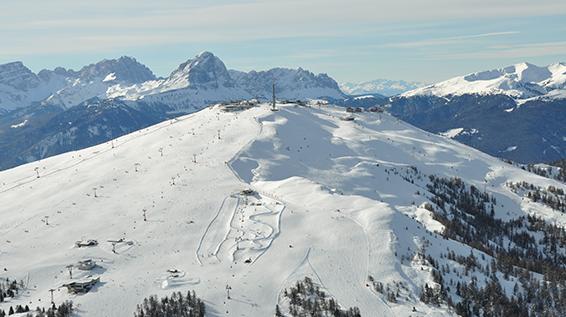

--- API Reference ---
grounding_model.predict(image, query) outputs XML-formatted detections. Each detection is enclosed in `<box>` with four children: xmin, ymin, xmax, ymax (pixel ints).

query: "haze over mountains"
<box><xmin>340</xmin><ymin>79</ymin><xmax>426</xmax><ymax>96</ymax></box>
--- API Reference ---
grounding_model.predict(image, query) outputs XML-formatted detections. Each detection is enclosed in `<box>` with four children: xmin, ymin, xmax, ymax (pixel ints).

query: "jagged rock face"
<box><xmin>0</xmin><ymin>51</ymin><xmax>346</xmax><ymax>112</ymax></box>
<box><xmin>0</xmin><ymin>62</ymin><xmax>66</xmax><ymax>111</ymax></box>
<box><xmin>0</xmin><ymin>61</ymin><xmax>41</xmax><ymax>91</ymax></box>
<box><xmin>168</xmin><ymin>51</ymin><xmax>235</xmax><ymax>88</ymax></box>
<box><xmin>0</xmin><ymin>57</ymin><xmax>156</xmax><ymax>111</ymax></box>
<box><xmin>76</xmin><ymin>56</ymin><xmax>156</xmax><ymax>84</ymax></box>
<box><xmin>229</xmin><ymin>67</ymin><xmax>345</xmax><ymax>99</ymax></box>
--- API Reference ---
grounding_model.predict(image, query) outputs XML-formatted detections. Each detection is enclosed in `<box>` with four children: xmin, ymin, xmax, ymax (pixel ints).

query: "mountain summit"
<box><xmin>168</xmin><ymin>51</ymin><xmax>235</xmax><ymax>88</ymax></box>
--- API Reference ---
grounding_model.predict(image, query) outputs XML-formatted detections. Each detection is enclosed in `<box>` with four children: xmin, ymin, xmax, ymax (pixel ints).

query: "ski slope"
<box><xmin>1</xmin><ymin>103</ymin><xmax>565</xmax><ymax>316</ymax></box>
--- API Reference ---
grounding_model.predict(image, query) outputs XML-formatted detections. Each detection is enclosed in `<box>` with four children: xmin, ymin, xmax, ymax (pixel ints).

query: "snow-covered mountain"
<box><xmin>0</xmin><ymin>57</ymin><xmax>156</xmax><ymax>111</ymax></box>
<box><xmin>109</xmin><ymin>52</ymin><xmax>346</xmax><ymax>111</ymax></box>
<box><xmin>0</xmin><ymin>62</ymin><xmax>69</xmax><ymax>111</ymax></box>
<box><xmin>386</xmin><ymin>62</ymin><xmax>566</xmax><ymax>163</ymax></box>
<box><xmin>1</xmin><ymin>102</ymin><xmax>565</xmax><ymax>316</ymax></box>
<box><xmin>107</xmin><ymin>52</ymin><xmax>252</xmax><ymax>111</ymax></box>
<box><xmin>44</xmin><ymin>56</ymin><xmax>157</xmax><ymax>108</ymax></box>
<box><xmin>0</xmin><ymin>53</ymin><xmax>346</xmax><ymax>171</ymax></box>
<box><xmin>0</xmin><ymin>52</ymin><xmax>345</xmax><ymax>113</ymax></box>
<box><xmin>340</xmin><ymin>79</ymin><xmax>425</xmax><ymax>96</ymax></box>
<box><xmin>403</xmin><ymin>62</ymin><xmax>566</xmax><ymax>101</ymax></box>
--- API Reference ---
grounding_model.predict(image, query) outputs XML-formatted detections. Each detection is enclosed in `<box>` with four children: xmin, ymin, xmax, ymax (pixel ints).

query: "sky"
<box><xmin>1</xmin><ymin>0</ymin><xmax>566</xmax><ymax>84</ymax></box>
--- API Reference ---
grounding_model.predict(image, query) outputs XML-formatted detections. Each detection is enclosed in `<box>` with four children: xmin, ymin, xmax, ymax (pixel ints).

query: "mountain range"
<box><xmin>1</xmin><ymin>102</ymin><xmax>565</xmax><ymax>316</ymax></box>
<box><xmin>387</xmin><ymin>62</ymin><xmax>566</xmax><ymax>164</ymax></box>
<box><xmin>1</xmin><ymin>55</ymin><xmax>565</xmax><ymax>170</ymax></box>
<box><xmin>0</xmin><ymin>52</ymin><xmax>346</xmax><ymax>170</ymax></box>
<box><xmin>0</xmin><ymin>51</ymin><xmax>345</xmax><ymax>113</ymax></box>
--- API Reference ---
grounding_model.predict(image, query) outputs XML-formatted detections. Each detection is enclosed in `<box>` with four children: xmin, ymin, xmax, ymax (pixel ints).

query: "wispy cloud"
<box><xmin>1</xmin><ymin>0</ymin><xmax>565</xmax><ymax>57</ymax></box>
<box><xmin>1</xmin><ymin>0</ymin><xmax>565</xmax><ymax>82</ymax></box>
<box><xmin>429</xmin><ymin>41</ymin><xmax>566</xmax><ymax>60</ymax></box>
<box><xmin>383</xmin><ymin>31</ymin><xmax>520</xmax><ymax>48</ymax></box>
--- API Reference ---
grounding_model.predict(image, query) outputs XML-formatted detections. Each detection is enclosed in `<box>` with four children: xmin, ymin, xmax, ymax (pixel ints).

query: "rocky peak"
<box><xmin>0</xmin><ymin>61</ymin><xmax>40</xmax><ymax>91</ymax></box>
<box><xmin>169</xmin><ymin>51</ymin><xmax>234</xmax><ymax>88</ymax></box>
<box><xmin>77</xmin><ymin>56</ymin><xmax>156</xmax><ymax>84</ymax></box>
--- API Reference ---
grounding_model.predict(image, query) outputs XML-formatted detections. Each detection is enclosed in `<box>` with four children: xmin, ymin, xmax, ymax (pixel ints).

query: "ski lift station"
<box><xmin>76</xmin><ymin>259</ymin><xmax>96</xmax><ymax>271</ymax></box>
<box><xmin>62</xmin><ymin>277</ymin><xmax>100</xmax><ymax>294</ymax></box>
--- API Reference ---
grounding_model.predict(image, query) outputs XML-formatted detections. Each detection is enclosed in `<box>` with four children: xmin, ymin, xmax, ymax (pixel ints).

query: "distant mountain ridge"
<box><xmin>387</xmin><ymin>61</ymin><xmax>566</xmax><ymax>163</ymax></box>
<box><xmin>229</xmin><ymin>67</ymin><xmax>345</xmax><ymax>100</ymax></box>
<box><xmin>0</xmin><ymin>51</ymin><xmax>346</xmax><ymax>112</ymax></box>
<box><xmin>0</xmin><ymin>52</ymin><xmax>346</xmax><ymax>170</ymax></box>
<box><xmin>340</xmin><ymin>79</ymin><xmax>426</xmax><ymax>96</ymax></box>
<box><xmin>0</xmin><ymin>57</ymin><xmax>156</xmax><ymax>112</ymax></box>
<box><xmin>403</xmin><ymin>62</ymin><xmax>566</xmax><ymax>101</ymax></box>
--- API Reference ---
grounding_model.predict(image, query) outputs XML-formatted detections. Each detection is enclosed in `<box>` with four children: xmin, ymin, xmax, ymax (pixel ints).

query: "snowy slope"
<box><xmin>1</xmin><ymin>103</ymin><xmax>565</xmax><ymax>316</ymax></box>
<box><xmin>403</xmin><ymin>62</ymin><xmax>566</xmax><ymax>101</ymax></box>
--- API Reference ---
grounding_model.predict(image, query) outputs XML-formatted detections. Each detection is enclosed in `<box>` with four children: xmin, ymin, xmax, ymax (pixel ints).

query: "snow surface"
<box><xmin>439</xmin><ymin>128</ymin><xmax>463</xmax><ymax>138</ymax></box>
<box><xmin>103</xmin><ymin>73</ymin><xmax>117</xmax><ymax>82</ymax></box>
<box><xmin>10</xmin><ymin>119</ymin><xmax>28</xmax><ymax>129</ymax></box>
<box><xmin>1</xmin><ymin>103</ymin><xmax>565</xmax><ymax>316</ymax></box>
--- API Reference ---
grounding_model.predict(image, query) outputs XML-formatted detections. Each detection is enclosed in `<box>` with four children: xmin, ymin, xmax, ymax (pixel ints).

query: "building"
<box><xmin>75</xmin><ymin>239</ymin><xmax>98</xmax><ymax>248</ymax></box>
<box><xmin>62</xmin><ymin>277</ymin><xmax>100</xmax><ymax>294</ymax></box>
<box><xmin>76</xmin><ymin>259</ymin><xmax>96</xmax><ymax>271</ymax></box>
<box><xmin>241</xmin><ymin>189</ymin><xmax>255</xmax><ymax>196</ymax></box>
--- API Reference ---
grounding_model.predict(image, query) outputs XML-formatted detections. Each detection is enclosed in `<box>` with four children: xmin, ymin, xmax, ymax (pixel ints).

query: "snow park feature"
<box><xmin>1</xmin><ymin>101</ymin><xmax>566</xmax><ymax>316</ymax></box>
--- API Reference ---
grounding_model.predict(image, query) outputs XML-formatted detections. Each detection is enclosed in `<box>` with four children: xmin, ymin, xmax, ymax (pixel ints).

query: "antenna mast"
<box><xmin>272</xmin><ymin>82</ymin><xmax>277</xmax><ymax>111</ymax></box>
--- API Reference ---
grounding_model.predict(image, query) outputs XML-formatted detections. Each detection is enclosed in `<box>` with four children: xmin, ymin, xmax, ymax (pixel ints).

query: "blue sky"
<box><xmin>1</xmin><ymin>0</ymin><xmax>566</xmax><ymax>83</ymax></box>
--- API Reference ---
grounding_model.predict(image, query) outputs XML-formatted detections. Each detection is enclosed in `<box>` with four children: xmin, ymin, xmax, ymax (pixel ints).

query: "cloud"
<box><xmin>383</xmin><ymin>32</ymin><xmax>520</xmax><ymax>48</ymax></box>
<box><xmin>428</xmin><ymin>41</ymin><xmax>566</xmax><ymax>60</ymax></box>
